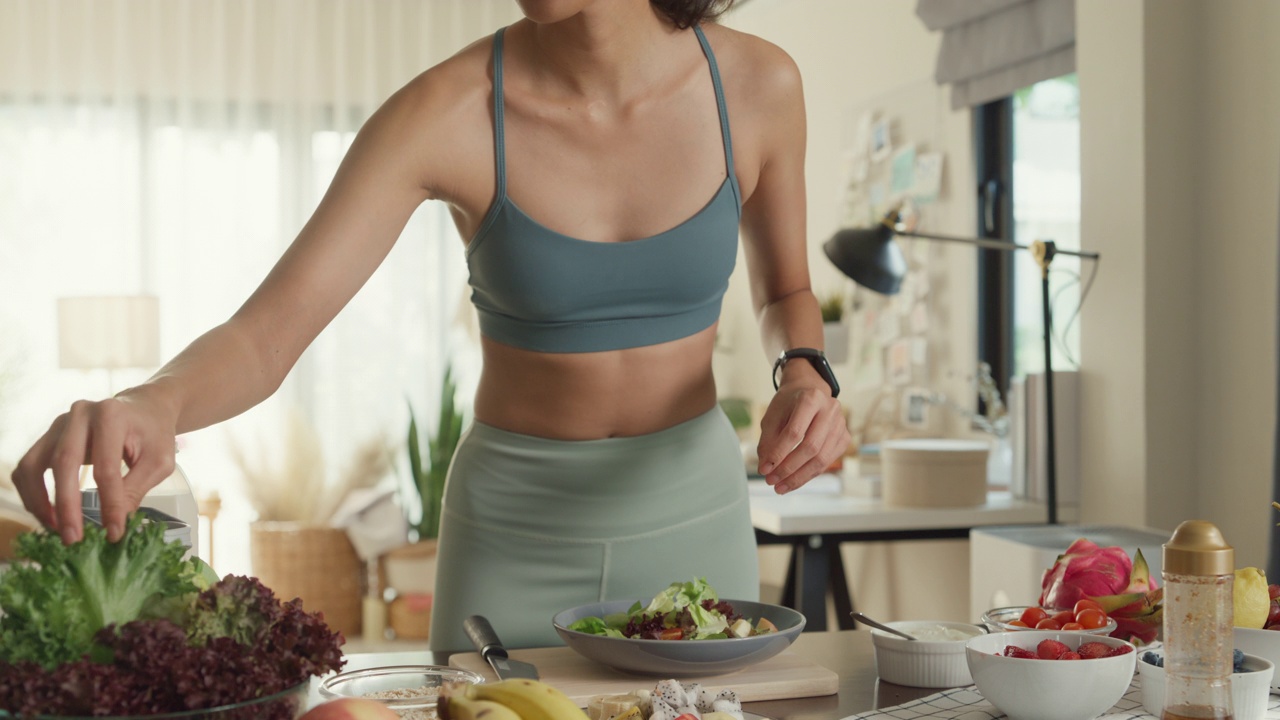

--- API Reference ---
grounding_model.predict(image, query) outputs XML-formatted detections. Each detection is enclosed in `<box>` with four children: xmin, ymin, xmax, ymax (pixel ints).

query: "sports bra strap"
<box><xmin>693</xmin><ymin>25</ymin><xmax>737</xmax><ymax>195</ymax></box>
<box><xmin>491</xmin><ymin>27</ymin><xmax>508</xmax><ymax>200</ymax></box>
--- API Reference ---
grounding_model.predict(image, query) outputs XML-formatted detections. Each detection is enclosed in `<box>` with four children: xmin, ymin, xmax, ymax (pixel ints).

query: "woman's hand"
<box><xmin>756</xmin><ymin>378</ymin><xmax>850</xmax><ymax>494</ymax></box>
<box><xmin>11</xmin><ymin>390</ymin><xmax>178</xmax><ymax>545</ymax></box>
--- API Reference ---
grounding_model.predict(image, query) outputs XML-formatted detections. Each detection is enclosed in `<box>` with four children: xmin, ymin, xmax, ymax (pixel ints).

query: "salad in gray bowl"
<box><xmin>553</xmin><ymin>579</ymin><xmax>805</xmax><ymax>677</ymax></box>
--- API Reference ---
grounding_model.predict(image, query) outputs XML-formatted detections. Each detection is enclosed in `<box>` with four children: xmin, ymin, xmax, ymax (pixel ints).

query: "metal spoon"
<box><xmin>850</xmin><ymin>611</ymin><xmax>917</xmax><ymax>641</ymax></box>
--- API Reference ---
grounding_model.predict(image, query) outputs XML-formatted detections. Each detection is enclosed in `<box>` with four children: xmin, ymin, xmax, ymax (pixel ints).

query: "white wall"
<box><xmin>1078</xmin><ymin>0</ymin><xmax>1280</xmax><ymax>568</ymax></box>
<box><xmin>1194</xmin><ymin>0</ymin><xmax>1280</xmax><ymax>569</ymax></box>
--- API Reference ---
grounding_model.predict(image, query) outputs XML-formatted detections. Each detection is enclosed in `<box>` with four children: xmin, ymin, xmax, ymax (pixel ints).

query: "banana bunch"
<box><xmin>440</xmin><ymin>678</ymin><xmax>587</xmax><ymax>720</ymax></box>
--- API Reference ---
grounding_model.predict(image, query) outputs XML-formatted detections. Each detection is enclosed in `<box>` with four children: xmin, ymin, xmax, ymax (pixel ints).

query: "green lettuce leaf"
<box><xmin>0</xmin><ymin>514</ymin><xmax>200</xmax><ymax>669</ymax></box>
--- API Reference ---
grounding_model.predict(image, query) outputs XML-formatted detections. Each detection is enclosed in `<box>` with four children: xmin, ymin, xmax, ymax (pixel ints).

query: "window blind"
<box><xmin>916</xmin><ymin>0</ymin><xmax>1076</xmax><ymax>109</ymax></box>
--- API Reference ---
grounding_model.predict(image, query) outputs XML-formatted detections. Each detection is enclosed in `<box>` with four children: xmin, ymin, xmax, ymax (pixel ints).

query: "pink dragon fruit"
<box><xmin>1039</xmin><ymin>538</ymin><xmax>1163</xmax><ymax>644</ymax></box>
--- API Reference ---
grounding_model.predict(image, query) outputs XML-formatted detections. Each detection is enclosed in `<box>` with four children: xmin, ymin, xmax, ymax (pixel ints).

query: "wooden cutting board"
<box><xmin>448</xmin><ymin>646</ymin><xmax>838</xmax><ymax>707</ymax></box>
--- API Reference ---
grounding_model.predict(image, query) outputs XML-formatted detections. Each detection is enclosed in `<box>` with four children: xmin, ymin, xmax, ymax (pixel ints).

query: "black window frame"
<box><xmin>975</xmin><ymin>97</ymin><xmax>1015</xmax><ymax>403</ymax></box>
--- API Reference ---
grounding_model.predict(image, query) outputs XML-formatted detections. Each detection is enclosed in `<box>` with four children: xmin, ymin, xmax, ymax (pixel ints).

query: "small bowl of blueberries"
<box><xmin>1136</xmin><ymin>648</ymin><xmax>1275</xmax><ymax>720</ymax></box>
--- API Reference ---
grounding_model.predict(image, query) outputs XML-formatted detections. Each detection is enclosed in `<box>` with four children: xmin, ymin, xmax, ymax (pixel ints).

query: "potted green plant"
<box><xmin>383</xmin><ymin>365</ymin><xmax>464</xmax><ymax>640</ymax></box>
<box><xmin>406</xmin><ymin>365</ymin><xmax>463</xmax><ymax>542</ymax></box>
<box><xmin>819</xmin><ymin>290</ymin><xmax>850</xmax><ymax>364</ymax></box>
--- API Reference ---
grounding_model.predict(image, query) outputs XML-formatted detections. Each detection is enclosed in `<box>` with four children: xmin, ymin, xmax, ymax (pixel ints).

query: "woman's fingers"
<box><xmin>756</xmin><ymin>391</ymin><xmax>819</xmax><ymax>482</ymax></box>
<box><xmin>117</xmin><ymin>447</ymin><xmax>176</xmax><ymax>535</ymax></box>
<box><xmin>12</xmin><ymin>397</ymin><xmax>169</xmax><ymax>545</ymax></box>
<box><xmin>89</xmin><ymin>400</ymin><xmax>129</xmax><ymax>541</ymax></box>
<box><xmin>774</xmin><ymin>416</ymin><xmax>851</xmax><ymax>493</ymax></box>
<box><xmin>50</xmin><ymin>401</ymin><xmax>98</xmax><ymax>544</ymax></box>
<box><xmin>12</xmin><ymin>430</ymin><xmax>58</xmax><ymax>529</ymax></box>
<box><xmin>757</xmin><ymin>391</ymin><xmax>849</xmax><ymax>494</ymax></box>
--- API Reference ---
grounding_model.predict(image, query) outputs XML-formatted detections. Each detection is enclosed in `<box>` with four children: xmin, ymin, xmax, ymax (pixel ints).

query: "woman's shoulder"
<box><xmin>698</xmin><ymin>23</ymin><xmax>802</xmax><ymax>101</ymax></box>
<box><xmin>353</xmin><ymin>33</ymin><xmax>498</xmax><ymax>200</ymax></box>
<box><xmin>393</xmin><ymin>33</ymin><xmax>496</xmax><ymax>115</ymax></box>
<box><xmin>374</xmin><ymin>33</ymin><xmax>498</xmax><ymax>136</ymax></box>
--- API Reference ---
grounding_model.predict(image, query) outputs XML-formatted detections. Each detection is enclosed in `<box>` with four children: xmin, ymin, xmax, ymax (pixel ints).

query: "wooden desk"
<box><xmin>321</xmin><ymin>630</ymin><xmax>936</xmax><ymax>720</ymax></box>
<box><xmin>749</xmin><ymin>476</ymin><xmax>1048</xmax><ymax>631</ymax></box>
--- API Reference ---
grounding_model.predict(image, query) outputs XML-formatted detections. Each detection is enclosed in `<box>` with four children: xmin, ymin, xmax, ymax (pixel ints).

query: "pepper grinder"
<box><xmin>1161</xmin><ymin>520</ymin><xmax>1234</xmax><ymax>720</ymax></box>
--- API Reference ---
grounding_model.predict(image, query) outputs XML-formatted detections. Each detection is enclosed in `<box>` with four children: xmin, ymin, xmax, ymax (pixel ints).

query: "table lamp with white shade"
<box><xmin>57</xmin><ymin>295</ymin><xmax>161</xmax><ymax>395</ymax></box>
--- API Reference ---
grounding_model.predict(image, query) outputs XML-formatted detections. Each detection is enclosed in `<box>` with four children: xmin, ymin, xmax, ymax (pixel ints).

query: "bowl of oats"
<box><xmin>317</xmin><ymin>665</ymin><xmax>486</xmax><ymax>719</ymax></box>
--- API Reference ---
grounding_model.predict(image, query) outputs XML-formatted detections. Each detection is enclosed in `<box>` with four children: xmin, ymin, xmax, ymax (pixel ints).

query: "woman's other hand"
<box><xmin>11</xmin><ymin>390</ymin><xmax>177</xmax><ymax>545</ymax></box>
<box><xmin>756</xmin><ymin>378</ymin><xmax>849</xmax><ymax>494</ymax></box>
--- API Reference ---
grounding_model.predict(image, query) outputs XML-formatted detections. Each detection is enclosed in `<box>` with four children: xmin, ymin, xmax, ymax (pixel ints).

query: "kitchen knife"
<box><xmin>463</xmin><ymin>615</ymin><xmax>540</xmax><ymax>680</ymax></box>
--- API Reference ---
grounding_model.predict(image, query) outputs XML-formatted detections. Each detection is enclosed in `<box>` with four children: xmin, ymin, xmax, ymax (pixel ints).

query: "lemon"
<box><xmin>1234</xmin><ymin>567</ymin><xmax>1270</xmax><ymax>629</ymax></box>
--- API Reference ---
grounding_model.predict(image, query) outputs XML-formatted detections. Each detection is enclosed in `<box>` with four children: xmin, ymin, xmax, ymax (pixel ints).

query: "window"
<box><xmin>0</xmin><ymin>97</ymin><xmax>467</xmax><ymax>576</ymax></box>
<box><xmin>1012</xmin><ymin>75</ymin><xmax>1082</xmax><ymax>376</ymax></box>
<box><xmin>977</xmin><ymin>75</ymin><xmax>1082</xmax><ymax>395</ymax></box>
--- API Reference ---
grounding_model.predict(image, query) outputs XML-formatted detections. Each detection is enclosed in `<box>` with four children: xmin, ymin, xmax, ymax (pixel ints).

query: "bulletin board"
<box><xmin>829</xmin><ymin>77</ymin><xmax>976</xmax><ymax>445</ymax></box>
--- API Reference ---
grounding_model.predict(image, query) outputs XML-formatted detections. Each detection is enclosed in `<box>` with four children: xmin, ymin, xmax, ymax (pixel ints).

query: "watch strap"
<box><xmin>772</xmin><ymin>347</ymin><xmax>841</xmax><ymax>398</ymax></box>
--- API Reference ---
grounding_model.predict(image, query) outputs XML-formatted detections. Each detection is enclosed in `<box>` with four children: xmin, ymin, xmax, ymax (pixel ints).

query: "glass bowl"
<box><xmin>317</xmin><ymin>665</ymin><xmax>486</xmax><ymax>718</ymax></box>
<box><xmin>982</xmin><ymin>605</ymin><xmax>1118</xmax><ymax>636</ymax></box>
<box><xmin>0</xmin><ymin>681</ymin><xmax>308</xmax><ymax>720</ymax></box>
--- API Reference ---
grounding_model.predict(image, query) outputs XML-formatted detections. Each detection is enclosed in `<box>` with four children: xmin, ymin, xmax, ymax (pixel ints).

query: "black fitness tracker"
<box><xmin>772</xmin><ymin>347</ymin><xmax>841</xmax><ymax>398</ymax></box>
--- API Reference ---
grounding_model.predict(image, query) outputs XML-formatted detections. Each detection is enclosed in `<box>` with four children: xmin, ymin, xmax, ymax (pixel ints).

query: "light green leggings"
<box><xmin>428</xmin><ymin>407</ymin><xmax>759</xmax><ymax>652</ymax></box>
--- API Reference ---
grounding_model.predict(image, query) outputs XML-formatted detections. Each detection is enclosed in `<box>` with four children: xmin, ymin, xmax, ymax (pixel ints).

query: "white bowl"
<box><xmin>869</xmin><ymin>620</ymin><xmax>986</xmax><ymax>688</ymax></box>
<box><xmin>1234</xmin><ymin>627</ymin><xmax>1280</xmax><ymax>691</ymax></box>
<box><xmin>965</xmin><ymin>630</ymin><xmax>1137</xmax><ymax>720</ymax></box>
<box><xmin>1137</xmin><ymin>650</ymin><xmax>1273</xmax><ymax>720</ymax></box>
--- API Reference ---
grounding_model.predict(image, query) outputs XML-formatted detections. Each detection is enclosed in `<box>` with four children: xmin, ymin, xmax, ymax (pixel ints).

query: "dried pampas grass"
<box><xmin>229</xmin><ymin>409</ymin><xmax>393</xmax><ymax>525</ymax></box>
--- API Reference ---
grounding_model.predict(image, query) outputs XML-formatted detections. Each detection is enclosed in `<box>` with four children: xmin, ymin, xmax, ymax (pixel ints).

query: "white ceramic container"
<box><xmin>881</xmin><ymin>439</ymin><xmax>989</xmax><ymax>508</ymax></box>
<box><xmin>870</xmin><ymin>620</ymin><xmax>986</xmax><ymax>688</ymax></box>
<box><xmin>1137</xmin><ymin>649</ymin><xmax>1274</xmax><ymax>720</ymax></box>
<box><xmin>1234</xmin><ymin>627</ymin><xmax>1280</xmax><ymax>691</ymax></box>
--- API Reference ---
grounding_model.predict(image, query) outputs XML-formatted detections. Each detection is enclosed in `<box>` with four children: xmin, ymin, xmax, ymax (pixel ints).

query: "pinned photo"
<box><xmin>901</xmin><ymin>388</ymin><xmax>931</xmax><ymax>429</ymax></box>
<box><xmin>870</xmin><ymin>118</ymin><xmax>892</xmax><ymax>162</ymax></box>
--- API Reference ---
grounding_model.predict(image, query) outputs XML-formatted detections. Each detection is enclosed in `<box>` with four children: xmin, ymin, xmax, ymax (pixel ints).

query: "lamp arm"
<box><xmin>895</xmin><ymin>230</ymin><xmax>1032</xmax><ymax>253</ymax></box>
<box><xmin>896</xmin><ymin>230</ymin><xmax>1102</xmax><ymax>265</ymax></box>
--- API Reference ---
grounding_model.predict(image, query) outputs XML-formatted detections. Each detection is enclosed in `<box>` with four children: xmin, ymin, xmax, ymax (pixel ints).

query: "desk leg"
<box><xmin>830</xmin><ymin>544</ymin><xmax>857</xmax><ymax>630</ymax></box>
<box><xmin>793</xmin><ymin>535</ymin><xmax>830</xmax><ymax>632</ymax></box>
<box><xmin>781</xmin><ymin>545</ymin><xmax>798</xmax><ymax>609</ymax></box>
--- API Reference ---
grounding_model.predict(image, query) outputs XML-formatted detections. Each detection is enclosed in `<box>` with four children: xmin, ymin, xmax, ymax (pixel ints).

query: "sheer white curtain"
<box><xmin>0</xmin><ymin>0</ymin><xmax>523</xmax><ymax>575</ymax></box>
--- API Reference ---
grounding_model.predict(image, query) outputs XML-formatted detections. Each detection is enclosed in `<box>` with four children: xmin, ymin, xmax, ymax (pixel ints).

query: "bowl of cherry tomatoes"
<box><xmin>981</xmin><ymin>599</ymin><xmax>1118</xmax><ymax>636</ymax></box>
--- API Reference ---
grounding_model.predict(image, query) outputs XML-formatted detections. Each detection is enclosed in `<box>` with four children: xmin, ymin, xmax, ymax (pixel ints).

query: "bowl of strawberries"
<box><xmin>966</xmin><ymin>630</ymin><xmax>1136</xmax><ymax>720</ymax></box>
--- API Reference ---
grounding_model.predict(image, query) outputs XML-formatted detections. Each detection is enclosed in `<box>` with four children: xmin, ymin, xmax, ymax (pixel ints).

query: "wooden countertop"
<box><xmin>326</xmin><ymin>629</ymin><xmax>938</xmax><ymax>720</ymax></box>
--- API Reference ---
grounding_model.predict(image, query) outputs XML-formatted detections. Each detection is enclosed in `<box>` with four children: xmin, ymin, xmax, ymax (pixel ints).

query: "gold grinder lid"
<box><xmin>1163</xmin><ymin>520</ymin><xmax>1234</xmax><ymax>576</ymax></box>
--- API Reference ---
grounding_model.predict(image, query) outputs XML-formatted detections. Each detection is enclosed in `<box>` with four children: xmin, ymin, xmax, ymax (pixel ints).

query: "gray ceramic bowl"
<box><xmin>552</xmin><ymin>599</ymin><xmax>805</xmax><ymax>677</ymax></box>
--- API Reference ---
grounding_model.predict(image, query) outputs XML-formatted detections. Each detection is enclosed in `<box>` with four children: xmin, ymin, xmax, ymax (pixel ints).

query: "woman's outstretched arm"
<box><xmin>11</xmin><ymin>71</ymin><xmax>460</xmax><ymax>544</ymax></box>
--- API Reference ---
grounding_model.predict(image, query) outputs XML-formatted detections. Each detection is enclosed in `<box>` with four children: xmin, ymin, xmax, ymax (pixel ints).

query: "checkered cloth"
<box><xmin>842</xmin><ymin>678</ymin><xmax>1280</xmax><ymax>719</ymax></box>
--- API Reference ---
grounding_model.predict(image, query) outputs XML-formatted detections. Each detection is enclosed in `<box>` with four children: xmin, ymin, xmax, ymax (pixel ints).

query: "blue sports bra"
<box><xmin>465</xmin><ymin>25</ymin><xmax>742</xmax><ymax>354</ymax></box>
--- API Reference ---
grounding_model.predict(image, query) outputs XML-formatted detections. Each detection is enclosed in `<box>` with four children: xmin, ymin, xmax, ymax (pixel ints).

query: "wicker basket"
<box><xmin>388</xmin><ymin>593</ymin><xmax>433</xmax><ymax>640</ymax></box>
<box><xmin>381</xmin><ymin>540</ymin><xmax>438</xmax><ymax>640</ymax></box>
<box><xmin>250</xmin><ymin>521</ymin><xmax>362</xmax><ymax>637</ymax></box>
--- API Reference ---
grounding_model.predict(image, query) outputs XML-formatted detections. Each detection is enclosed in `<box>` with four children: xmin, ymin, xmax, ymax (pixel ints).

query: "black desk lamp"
<box><xmin>823</xmin><ymin>209</ymin><xmax>1100</xmax><ymax>525</ymax></box>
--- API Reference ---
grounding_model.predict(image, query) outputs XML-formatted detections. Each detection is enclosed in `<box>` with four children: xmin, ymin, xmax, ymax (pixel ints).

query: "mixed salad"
<box><xmin>568</xmin><ymin>578</ymin><xmax>777</xmax><ymax>641</ymax></box>
<box><xmin>0</xmin><ymin>514</ymin><xmax>345</xmax><ymax>717</ymax></box>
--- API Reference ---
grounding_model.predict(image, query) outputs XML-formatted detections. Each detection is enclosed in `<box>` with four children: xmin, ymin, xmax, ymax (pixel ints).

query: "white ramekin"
<box><xmin>870</xmin><ymin>620</ymin><xmax>986</xmax><ymax>688</ymax></box>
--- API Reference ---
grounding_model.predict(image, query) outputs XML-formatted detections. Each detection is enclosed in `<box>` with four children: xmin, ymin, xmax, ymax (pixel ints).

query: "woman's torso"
<box><xmin>416</xmin><ymin>20</ymin><xmax>768</xmax><ymax>440</ymax></box>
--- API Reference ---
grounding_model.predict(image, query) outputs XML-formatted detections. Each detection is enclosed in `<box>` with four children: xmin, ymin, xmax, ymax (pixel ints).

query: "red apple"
<box><xmin>298</xmin><ymin>699</ymin><xmax>399</xmax><ymax>720</ymax></box>
<box><xmin>1269</xmin><ymin>584</ymin><xmax>1280</xmax><ymax>600</ymax></box>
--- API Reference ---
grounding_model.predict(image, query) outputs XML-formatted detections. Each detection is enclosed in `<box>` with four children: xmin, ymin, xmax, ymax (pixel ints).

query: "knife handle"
<box><xmin>464</xmin><ymin>615</ymin><xmax>509</xmax><ymax>660</ymax></box>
